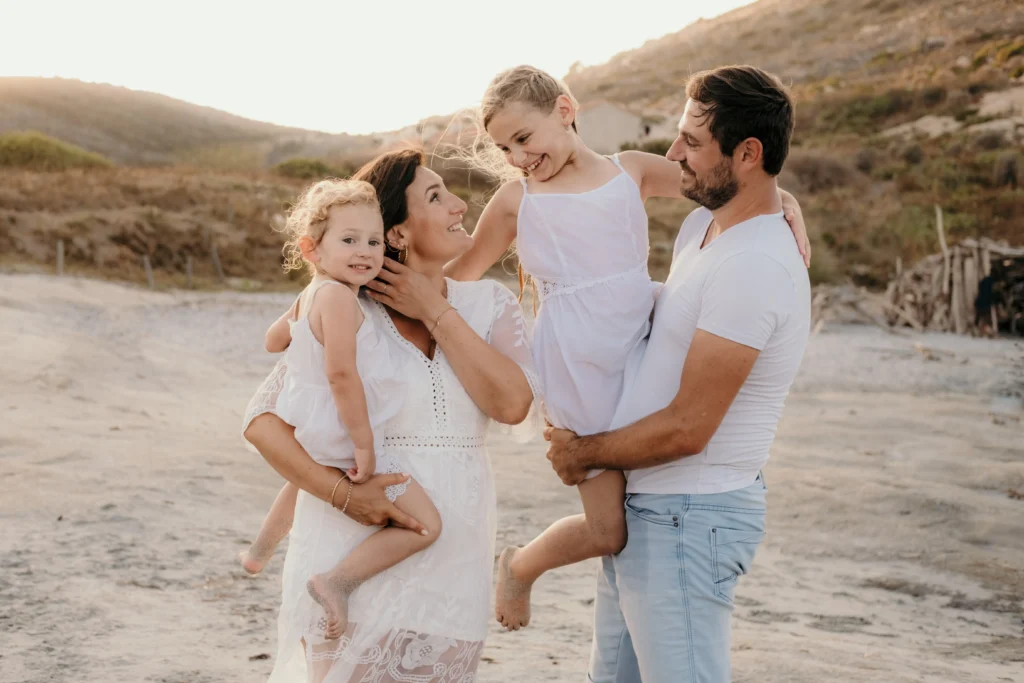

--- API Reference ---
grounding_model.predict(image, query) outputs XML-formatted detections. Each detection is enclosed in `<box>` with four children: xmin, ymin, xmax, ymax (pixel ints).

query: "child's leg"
<box><xmin>240</xmin><ymin>481</ymin><xmax>299</xmax><ymax>575</ymax></box>
<box><xmin>495</xmin><ymin>470</ymin><xmax>626</xmax><ymax>630</ymax></box>
<box><xmin>307</xmin><ymin>480</ymin><xmax>441</xmax><ymax>639</ymax></box>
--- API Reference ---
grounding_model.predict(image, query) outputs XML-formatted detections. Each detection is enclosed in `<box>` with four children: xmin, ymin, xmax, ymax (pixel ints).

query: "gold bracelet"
<box><xmin>329</xmin><ymin>475</ymin><xmax>347</xmax><ymax>508</ymax></box>
<box><xmin>340</xmin><ymin>479</ymin><xmax>354</xmax><ymax>514</ymax></box>
<box><xmin>429</xmin><ymin>306</ymin><xmax>456</xmax><ymax>335</ymax></box>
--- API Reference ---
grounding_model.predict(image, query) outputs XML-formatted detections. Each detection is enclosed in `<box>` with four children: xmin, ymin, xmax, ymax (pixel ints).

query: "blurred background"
<box><xmin>2</xmin><ymin>0</ymin><xmax>1022</xmax><ymax>329</ymax></box>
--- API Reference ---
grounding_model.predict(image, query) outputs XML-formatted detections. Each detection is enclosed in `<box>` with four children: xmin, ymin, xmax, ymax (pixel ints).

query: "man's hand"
<box><xmin>342</xmin><ymin>473</ymin><xmax>425</xmax><ymax>533</ymax></box>
<box><xmin>544</xmin><ymin>425</ymin><xmax>589</xmax><ymax>486</ymax></box>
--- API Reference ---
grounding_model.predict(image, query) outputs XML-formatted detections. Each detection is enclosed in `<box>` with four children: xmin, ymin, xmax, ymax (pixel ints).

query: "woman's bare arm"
<box><xmin>243</xmin><ymin>413</ymin><xmax>425</xmax><ymax>532</ymax></box>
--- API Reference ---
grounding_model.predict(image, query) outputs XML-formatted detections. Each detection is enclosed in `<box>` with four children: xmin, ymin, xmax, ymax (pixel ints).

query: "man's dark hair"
<box><xmin>686</xmin><ymin>66</ymin><xmax>794</xmax><ymax>176</ymax></box>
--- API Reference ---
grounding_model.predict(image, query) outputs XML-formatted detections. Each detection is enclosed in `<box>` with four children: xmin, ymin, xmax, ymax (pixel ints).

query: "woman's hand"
<box><xmin>365</xmin><ymin>258</ymin><xmax>450</xmax><ymax>323</ymax></box>
<box><xmin>779</xmin><ymin>190</ymin><xmax>811</xmax><ymax>268</ymax></box>
<box><xmin>342</xmin><ymin>473</ymin><xmax>426</xmax><ymax>532</ymax></box>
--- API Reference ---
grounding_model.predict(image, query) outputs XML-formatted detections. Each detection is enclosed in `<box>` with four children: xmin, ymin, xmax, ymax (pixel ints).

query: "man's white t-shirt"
<box><xmin>612</xmin><ymin>207</ymin><xmax>811</xmax><ymax>494</ymax></box>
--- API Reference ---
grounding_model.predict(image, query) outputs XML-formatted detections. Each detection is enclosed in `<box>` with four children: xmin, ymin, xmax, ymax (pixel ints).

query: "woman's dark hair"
<box><xmin>686</xmin><ymin>65</ymin><xmax>794</xmax><ymax>176</ymax></box>
<box><xmin>352</xmin><ymin>147</ymin><xmax>425</xmax><ymax>260</ymax></box>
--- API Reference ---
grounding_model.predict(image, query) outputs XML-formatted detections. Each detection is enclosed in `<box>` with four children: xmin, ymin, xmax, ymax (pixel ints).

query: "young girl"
<box><xmin>445</xmin><ymin>65</ymin><xmax>808</xmax><ymax>630</ymax></box>
<box><xmin>239</xmin><ymin>178</ymin><xmax>441</xmax><ymax>640</ymax></box>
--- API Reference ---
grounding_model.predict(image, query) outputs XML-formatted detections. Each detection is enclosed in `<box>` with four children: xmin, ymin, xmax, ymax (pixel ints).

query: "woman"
<box><xmin>244</xmin><ymin>148</ymin><xmax>539</xmax><ymax>683</ymax></box>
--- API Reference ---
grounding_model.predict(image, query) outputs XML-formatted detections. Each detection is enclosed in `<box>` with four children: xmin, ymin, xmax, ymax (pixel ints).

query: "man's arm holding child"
<box><xmin>546</xmin><ymin>331</ymin><xmax>759</xmax><ymax>485</ymax></box>
<box><xmin>547</xmin><ymin>251</ymin><xmax>794</xmax><ymax>485</ymax></box>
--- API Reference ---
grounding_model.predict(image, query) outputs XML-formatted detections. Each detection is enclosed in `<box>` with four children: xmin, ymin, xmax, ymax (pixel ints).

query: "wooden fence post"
<box><xmin>211</xmin><ymin>243</ymin><xmax>225</xmax><ymax>283</ymax></box>
<box><xmin>142</xmin><ymin>255</ymin><xmax>155</xmax><ymax>290</ymax></box>
<box><xmin>935</xmin><ymin>205</ymin><xmax>949</xmax><ymax>297</ymax></box>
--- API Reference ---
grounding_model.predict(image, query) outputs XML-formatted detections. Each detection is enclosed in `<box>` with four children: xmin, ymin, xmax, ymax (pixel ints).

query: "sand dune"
<box><xmin>1</xmin><ymin>273</ymin><xmax>1022</xmax><ymax>682</ymax></box>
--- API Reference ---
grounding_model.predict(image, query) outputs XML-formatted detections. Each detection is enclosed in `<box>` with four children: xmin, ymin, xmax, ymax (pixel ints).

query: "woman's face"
<box><xmin>391</xmin><ymin>166</ymin><xmax>470</xmax><ymax>265</ymax></box>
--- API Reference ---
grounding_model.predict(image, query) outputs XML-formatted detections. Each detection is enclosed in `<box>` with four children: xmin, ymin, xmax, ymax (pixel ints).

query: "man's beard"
<box><xmin>680</xmin><ymin>156</ymin><xmax>739</xmax><ymax>210</ymax></box>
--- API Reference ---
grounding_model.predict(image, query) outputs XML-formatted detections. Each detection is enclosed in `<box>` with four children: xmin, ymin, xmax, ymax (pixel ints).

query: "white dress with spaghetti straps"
<box><xmin>256</xmin><ymin>279</ymin><xmax>407</xmax><ymax>494</ymax></box>
<box><xmin>516</xmin><ymin>153</ymin><xmax>658</xmax><ymax>440</ymax></box>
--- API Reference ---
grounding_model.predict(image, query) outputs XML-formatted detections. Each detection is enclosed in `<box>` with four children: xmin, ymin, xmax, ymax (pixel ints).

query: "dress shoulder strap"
<box><xmin>298</xmin><ymin>279</ymin><xmax>361</xmax><ymax>320</ymax></box>
<box><xmin>518</xmin><ymin>176</ymin><xmax>528</xmax><ymax>192</ymax></box>
<box><xmin>610</xmin><ymin>153</ymin><xmax>626</xmax><ymax>172</ymax></box>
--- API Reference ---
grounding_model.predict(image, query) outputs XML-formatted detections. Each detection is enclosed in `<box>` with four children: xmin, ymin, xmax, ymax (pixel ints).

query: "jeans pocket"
<box><xmin>623</xmin><ymin>495</ymin><xmax>678</xmax><ymax>527</ymax></box>
<box><xmin>710</xmin><ymin>526</ymin><xmax>765</xmax><ymax>603</ymax></box>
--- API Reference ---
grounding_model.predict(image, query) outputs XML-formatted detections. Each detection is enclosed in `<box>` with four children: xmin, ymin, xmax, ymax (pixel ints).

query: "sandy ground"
<box><xmin>1</xmin><ymin>273</ymin><xmax>1022</xmax><ymax>683</ymax></box>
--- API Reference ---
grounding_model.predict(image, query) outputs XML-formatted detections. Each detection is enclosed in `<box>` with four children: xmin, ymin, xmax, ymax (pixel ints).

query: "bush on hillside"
<box><xmin>620</xmin><ymin>138</ymin><xmax>674</xmax><ymax>156</ymax></box>
<box><xmin>902</xmin><ymin>144</ymin><xmax>924</xmax><ymax>165</ymax></box>
<box><xmin>994</xmin><ymin>153</ymin><xmax>1019</xmax><ymax>188</ymax></box>
<box><xmin>853</xmin><ymin>148</ymin><xmax>877</xmax><ymax>174</ymax></box>
<box><xmin>274</xmin><ymin>158</ymin><xmax>351</xmax><ymax>180</ymax></box>
<box><xmin>784</xmin><ymin>150</ymin><xmax>864</xmax><ymax>193</ymax></box>
<box><xmin>0</xmin><ymin>132</ymin><xmax>112</xmax><ymax>171</ymax></box>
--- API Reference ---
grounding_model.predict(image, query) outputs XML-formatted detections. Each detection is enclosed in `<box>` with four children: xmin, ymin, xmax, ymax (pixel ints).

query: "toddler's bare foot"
<box><xmin>495</xmin><ymin>547</ymin><xmax>533</xmax><ymax>631</ymax></box>
<box><xmin>307</xmin><ymin>573</ymin><xmax>358</xmax><ymax>640</ymax></box>
<box><xmin>239</xmin><ymin>547</ymin><xmax>268</xmax><ymax>575</ymax></box>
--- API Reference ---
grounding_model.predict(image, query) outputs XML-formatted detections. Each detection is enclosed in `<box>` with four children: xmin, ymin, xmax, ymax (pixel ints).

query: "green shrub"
<box><xmin>974</xmin><ymin>131</ymin><xmax>1006</xmax><ymax>151</ymax></box>
<box><xmin>274</xmin><ymin>158</ymin><xmax>350</xmax><ymax>180</ymax></box>
<box><xmin>918</xmin><ymin>86</ymin><xmax>946</xmax><ymax>107</ymax></box>
<box><xmin>785</xmin><ymin>150</ymin><xmax>863</xmax><ymax>193</ymax></box>
<box><xmin>902</xmin><ymin>144</ymin><xmax>924</xmax><ymax>165</ymax></box>
<box><xmin>0</xmin><ymin>132</ymin><xmax>112</xmax><ymax>171</ymax></box>
<box><xmin>995</xmin><ymin>39</ymin><xmax>1024</xmax><ymax>64</ymax></box>
<box><xmin>854</xmin><ymin>148</ymin><xmax>877</xmax><ymax>174</ymax></box>
<box><xmin>994</xmin><ymin>153</ymin><xmax>1019</xmax><ymax>188</ymax></box>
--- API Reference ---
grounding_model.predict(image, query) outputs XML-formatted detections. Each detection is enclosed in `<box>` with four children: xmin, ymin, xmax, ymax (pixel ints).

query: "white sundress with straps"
<box><xmin>516</xmin><ymin>153</ymin><xmax>659</xmax><ymax>444</ymax></box>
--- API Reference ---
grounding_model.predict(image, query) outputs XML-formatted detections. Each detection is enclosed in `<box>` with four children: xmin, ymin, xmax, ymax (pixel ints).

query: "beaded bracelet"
<box><xmin>339</xmin><ymin>479</ymin><xmax>354</xmax><ymax>514</ymax></box>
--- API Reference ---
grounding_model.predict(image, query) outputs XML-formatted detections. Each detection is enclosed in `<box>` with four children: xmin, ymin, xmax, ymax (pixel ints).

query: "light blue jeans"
<box><xmin>588</xmin><ymin>474</ymin><xmax>767</xmax><ymax>683</ymax></box>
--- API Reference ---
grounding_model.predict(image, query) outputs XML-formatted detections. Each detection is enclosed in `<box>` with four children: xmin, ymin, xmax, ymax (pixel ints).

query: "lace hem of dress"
<box><xmin>241</xmin><ymin>358</ymin><xmax>288</xmax><ymax>448</ymax></box>
<box><xmin>533</xmin><ymin>262</ymin><xmax>648</xmax><ymax>301</ymax></box>
<box><xmin>308</xmin><ymin>628</ymin><xmax>483</xmax><ymax>683</ymax></box>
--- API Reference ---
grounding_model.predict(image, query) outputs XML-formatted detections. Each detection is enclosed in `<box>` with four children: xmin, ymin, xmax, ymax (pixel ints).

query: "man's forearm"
<box><xmin>577</xmin><ymin>404</ymin><xmax>701</xmax><ymax>472</ymax></box>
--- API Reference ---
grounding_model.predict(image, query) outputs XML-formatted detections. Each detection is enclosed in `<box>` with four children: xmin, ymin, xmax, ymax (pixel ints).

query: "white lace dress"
<box><xmin>243</xmin><ymin>278</ymin><xmax>540</xmax><ymax>683</ymax></box>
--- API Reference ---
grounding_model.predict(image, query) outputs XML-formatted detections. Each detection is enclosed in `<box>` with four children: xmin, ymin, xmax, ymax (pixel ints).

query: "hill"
<box><xmin>1</xmin><ymin>0</ymin><xmax>1022</xmax><ymax>291</ymax></box>
<box><xmin>0</xmin><ymin>77</ymin><xmax>378</xmax><ymax>167</ymax></box>
<box><xmin>565</xmin><ymin>0</ymin><xmax>1024</xmax><ymax>286</ymax></box>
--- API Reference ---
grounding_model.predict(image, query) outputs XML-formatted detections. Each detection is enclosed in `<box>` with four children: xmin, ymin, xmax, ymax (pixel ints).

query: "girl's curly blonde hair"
<box><xmin>280</xmin><ymin>178</ymin><xmax>380</xmax><ymax>275</ymax></box>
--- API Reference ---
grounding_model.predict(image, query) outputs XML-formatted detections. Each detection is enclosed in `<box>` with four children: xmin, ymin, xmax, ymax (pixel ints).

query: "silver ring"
<box><xmin>382</xmin><ymin>284</ymin><xmax>388</xmax><ymax>295</ymax></box>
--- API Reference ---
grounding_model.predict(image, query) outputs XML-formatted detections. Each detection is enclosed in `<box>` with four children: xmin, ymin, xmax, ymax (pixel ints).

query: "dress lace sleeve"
<box><xmin>486</xmin><ymin>282</ymin><xmax>544</xmax><ymax>443</ymax></box>
<box><xmin>240</xmin><ymin>356</ymin><xmax>288</xmax><ymax>451</ymax></box>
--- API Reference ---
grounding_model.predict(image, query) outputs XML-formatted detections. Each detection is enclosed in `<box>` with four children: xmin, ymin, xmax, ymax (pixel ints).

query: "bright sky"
<box><xmin>2</xmin><ymin>0</ymin><xmax>752</xmax><ymax>135</ymax></box>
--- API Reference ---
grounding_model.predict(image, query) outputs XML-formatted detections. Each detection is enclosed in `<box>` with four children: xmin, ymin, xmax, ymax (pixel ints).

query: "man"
<box><xmin>546</xmin><ymin>65</ymin><xmax>811</xmax><ymax>683</ymax></box>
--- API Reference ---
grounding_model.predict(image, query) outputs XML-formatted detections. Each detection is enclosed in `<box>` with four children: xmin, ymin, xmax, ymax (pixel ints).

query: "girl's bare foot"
<box><xmin>307</xmin><ymin>574</ymin><xmax>358</xmax><ymax>640</ymax></box>
<box><xmin>239</xmin><ymin>546</ymin><xmax>270</xmax><ymax>575</ymax></box>
<box><xmin>495</xmin><ymin>546</ymin><xmax>533</xmax><ymax>631</ymax></box>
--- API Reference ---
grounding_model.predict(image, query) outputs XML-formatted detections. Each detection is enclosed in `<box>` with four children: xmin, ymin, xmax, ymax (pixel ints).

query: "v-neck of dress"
<box><xmin>375</xmin><ymin>278</ymin><xmax>455</xmax><ymax>364</ymax></box>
